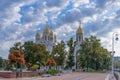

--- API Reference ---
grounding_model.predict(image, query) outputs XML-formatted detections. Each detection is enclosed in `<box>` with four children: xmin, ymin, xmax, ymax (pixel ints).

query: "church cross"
<box><xmin>79</xmin><ymin>20</ymin><xmax>81</xmax><ymax>28</ymax></box>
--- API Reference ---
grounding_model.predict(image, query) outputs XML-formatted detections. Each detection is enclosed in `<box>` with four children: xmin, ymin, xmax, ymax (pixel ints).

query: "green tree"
<box><xmin>23</xmin><ymin>41</ymin><xmax>49</xmax><ymax>67</ymax></box>
<box><xmin>78</xmin><ymin>36</ymin><xmax>111</xmax><ymax>71</ymax></box>
<box><xmin>0</xmin><ymin>57</ymin><xmax>3</xmax><ymax>68</ymax></box>
<box><xmin>9</xmin><ymin>42</ymin><xmax>21</xmax><ymax>53</ymax></box>
<box><xmin>114</xmin><ymin>61</ymin><xmax>120</xmax><ymax>69</ymax></box>
<box><xmin>0</xmin><ymin>57</ymin><xmax>8</xmax><ymax>70</ymax></box>
<box><xmin>66</xmin><ymin>37</ymin><xmax>76</xmax><ymax>69</ymax></box>
<box><xmin>51</xmin><ymin>40</ymin><xmax>67</xmax><ymax>67</ymax></box>
<box><xmin>2</xmin><ymin>59</ymin><xmax>8</xmax><ymax>70</ymax></box>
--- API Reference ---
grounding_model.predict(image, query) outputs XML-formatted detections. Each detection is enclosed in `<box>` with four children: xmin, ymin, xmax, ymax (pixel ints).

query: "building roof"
<box><xmin>36</xmin><ymin>31</ymin><xmax>40</xmax><ymax>37</ymax></box>
<box><xmin>76</xmin><ymin>27</ymin><xmax>83</xmax><ymax>34</ymax></box>
<box><xmin>44</xmin><ymin>27</ymin><xmax>50</xmax><ymax>34</ymax></box>
<box><xmin>50</xmin><ymin>30</ymin><xmax>53</xmax><ymax>35</ymax></box>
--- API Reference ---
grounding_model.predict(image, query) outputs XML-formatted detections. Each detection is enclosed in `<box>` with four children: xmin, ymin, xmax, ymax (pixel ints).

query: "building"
<box><xmin>73</xmin><ymin>21</ymin><xmax>84</xmax><ymax>69</ymax></box>
<box><xmin>35</xmin><ymin>25</ymin><xmax>56</xmax><ymax>53</ymax></box>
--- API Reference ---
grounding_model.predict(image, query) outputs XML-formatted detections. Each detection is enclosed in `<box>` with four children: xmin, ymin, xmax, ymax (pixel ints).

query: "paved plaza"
<box><xmin>0</xmin><ymin>72</ymin><xmax>109</xmax><ymax>80</ymax></box>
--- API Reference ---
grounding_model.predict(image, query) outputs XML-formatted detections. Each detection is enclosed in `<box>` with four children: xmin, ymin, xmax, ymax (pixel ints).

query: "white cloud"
<box><xmin>0</xmin><ymin>0</ymin><xmax>36</xmax><ymax>28</ymax></box>
<box><xmin>72</xmin><ymin>0</ymin><xmax>89</xmax><ymax>7</ymax></box>
<box><xmin>54</xmin><ymin>21</ymin><xmax>80</xmax><ymax>42</ymax></box>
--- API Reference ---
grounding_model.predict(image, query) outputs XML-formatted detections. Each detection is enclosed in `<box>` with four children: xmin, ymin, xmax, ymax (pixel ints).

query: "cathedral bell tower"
<box><xmin>35</xmin><ymin>31</ymin><xmax>41</xmax><ymax>44</ymax></box>
<box><xmin>73</xmin><ymin>21</ymin><xmax>84</xmax><ymax>70</ymax></box>
<box><xmin>76</xmin><ymin>21</ymin><xmax>83</xmax><ymax>45</ymax></box>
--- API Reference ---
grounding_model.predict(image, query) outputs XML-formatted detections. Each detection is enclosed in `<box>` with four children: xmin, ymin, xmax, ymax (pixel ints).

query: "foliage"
<box><xmin>48</xmin><ymin>69</ymin><xmax>58</xmax><ymax>75</ymax></box>
<box><xmin>66</xmin><ymin>37</ymin><xmax>75</xmax><ymax>69</ymax></box>
<box><xmin>51</xmin><ymin>40</ymin><xmax>67</xmax><ymax>67</ymax></box>
<box><xmin>0</xmin><ymin>58</ymin><xmax>8</xmax><ymax>69</ymax></box>
<box><xmin>8</xmin><ymin>50</ymin><xmax>25</xmax><ymax>68</ymax></box>
<box><xmin>83</xmin><ymin>67</ymin><xmax>95</xmax><ymax>72</ymax></box>
<box><xmin>38</xmin><ymin>71</ymin><xmax>44</xmax><ymax>75</ymax></box>
<box><xmin>78</xmin><ymin>36</ymin><xmax>111</xmax><ymax>71</ymax></box>
<box><xmin>46</xmin><ymin>57</ymin><xmax>57</xmax><ymax>66</ymax></box>
<box><xmin>31</xmin><ymin>64</ymin><xmax>39</xmax><ymax>69</ymax></box>
<box><xmin>9</xmin><ymin>41</ymin><xmax>50</xmax><ymax>68</ymax></box>
<box><xmin>0</xmin><ymin>57</ymin><xmax>3</xmax><ymax>68</ymax></box>
<box><xmin>9</xmin><ymin>42</ymin><xmax>22</xmax><ymax>53</ymax></box>
<box><xmin>23</xmin><ymin>41</ymin><xmax>49</xmax><ymax>67</ymax></box>
<box><xmin>25</xmin><ymin>62</ymin><xmax>32</xmax><ymax>68</ymax></box>
<box><xmin>114</xmin><ymin>61</ymin><xmax>120</xmax><ymax>69</ymax></box>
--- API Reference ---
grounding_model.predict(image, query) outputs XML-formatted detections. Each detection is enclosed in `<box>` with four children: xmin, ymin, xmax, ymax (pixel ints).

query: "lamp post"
<box><xmin>54</xmin><ymin>53</ymin><xmax>60</xmax><ymax>70</ymax></box>
<box><xmin>111</xmin><ymin>32</ymin><xmax>119</xmax><ymax>79</ymax></box>
<box><xmin>17</xmin><ymin>44</ymin><xmax>25</xmax><ymax>77</ymax></box>
<box><xmin>54</xmin><ymin>53</ymin><xmax>60</xmax><ymax>57</ymax></box>
<box><xmin>54</xmin><ymin>53</ymin><xmax>60</xmax><ymax>65</ymax></box>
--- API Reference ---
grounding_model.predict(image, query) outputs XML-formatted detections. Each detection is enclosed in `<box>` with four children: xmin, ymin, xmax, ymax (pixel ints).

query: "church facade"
<box><xmin>35</xmin><ymin>25</ymin><xmax>57</xmax><ymax>53</ymax></box>
<box><xmin>35</xmin><ymin>22</ymin><xmax>83</xmax><ymax>69</ymax></box>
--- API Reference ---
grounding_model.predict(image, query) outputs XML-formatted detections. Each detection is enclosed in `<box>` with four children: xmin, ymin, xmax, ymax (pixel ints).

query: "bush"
<box><xmin>31</xmin><ymin>64</ymin><xmax>39</xmax><ymax>70</ymax></box>
<box><xmin>48</xmin><ymin>69</ymin><xmax>58</xmax><ymax>75</ymax></box>
<box><xmin>83</xmin><ymin>67</ymin><xmax>95</xmax><ymax>72</ymax></box>
<box><xmin>97</xmin><ymin>69</ymin><xmax>107</xmax><ymax>73</ymax></box>
<box><xmin>38</xmin><ymin>71</ymin><xmax>44</xmax><ymax>75</ymax></box>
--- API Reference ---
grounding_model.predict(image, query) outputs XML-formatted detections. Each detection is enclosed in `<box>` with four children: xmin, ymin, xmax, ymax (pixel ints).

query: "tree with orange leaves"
<box><xmin>25</xmin><ymin>62</ymin><xmax>31</xmax><ymax>68</ymax></box>
<box><xmin>46</xmin><ymin>57</ymin><xmax>57</xmax><ymax>66</ymax></box>
<box><xmin>8</xmin><ymin>50</ymin><xmax>25</xmax><ymax>67</ymax></box>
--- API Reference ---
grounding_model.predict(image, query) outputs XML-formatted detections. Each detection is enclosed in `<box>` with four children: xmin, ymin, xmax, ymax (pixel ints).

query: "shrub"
<box><xmin>83</xmin><ymin>67</ymin><xmax>95</xmax><ymax>72</ymax></box>
<box><xmin>48</xmin><ymin>69</ymin><xmax>58</xmax><ymax>75</ymax></box>
<box><xmin>38</xmin><ymin>71</ymin><xmax>44</xmax><ymax>75</ymax></box>
<box><xmin>31</xmin><ymin>64</ymin><xmax>39</xmax><ymax>70</ymax></box>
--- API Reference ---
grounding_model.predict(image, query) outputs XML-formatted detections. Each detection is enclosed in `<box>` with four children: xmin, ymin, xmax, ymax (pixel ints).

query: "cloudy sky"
<box><xmin>0</xmin><ymin>0</ymin><xmax>120</xmax><ymax>59</ymax></box>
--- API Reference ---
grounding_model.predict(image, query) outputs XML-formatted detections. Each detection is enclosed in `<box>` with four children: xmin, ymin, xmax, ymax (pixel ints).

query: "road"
<box><xmin>0</xmin><ymin>72</ymin><xmax>108</xmax><ymax>80</ymax></box>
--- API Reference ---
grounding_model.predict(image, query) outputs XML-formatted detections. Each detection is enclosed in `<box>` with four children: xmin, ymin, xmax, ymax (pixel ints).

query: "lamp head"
<box><xmin>115</xmin><ymin>34</ymin><xmax>119</xmax><ymax>41</ymax></box>
<box><xmin>116</xmin><ymin>37</ymin><xmax>118</xmax><ymax>41</ymax></box>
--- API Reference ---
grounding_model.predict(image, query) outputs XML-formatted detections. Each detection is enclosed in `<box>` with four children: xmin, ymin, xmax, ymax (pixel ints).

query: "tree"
<box><xmin>78</xmin><ymin>36</ymin><xmax>111</xmax><ymax>71</ymax></box>
<box><xmin>66</xmin><ymin>37</ymin><xmax>75</xmax><ymax>69</ymax></box>
<box><xmin>9</xmin><ymin>42</ymin><xmax>21</xmax><ymax>53</ymax></box>
<box><xmin>0</xmin><ymin>57</ymin><xmax>3</xmax><ymax>68</ymax></box>
<box><xmin>8</xmin><ymin>50</ymin><xmax>25</xmax><ymax>68</ymax></box>
<box><xmin>51</xmin><ymin>40</ymin><xmax>67</xmax><ymax>67</ymax></box>
<box><xmin>0</xmin><ymin>58</ymin><xmax>8</xmax><ymax>69</ymax></box>
<box><xmin>114</xmin><ymin>61</ymin><xmax>120</xmax><ymax>69</ymax></box>
<box><xmin>46</xmin><ymin>57</ymin><xmax>57</xmax><ymax>66</ymax></box>
<box><xmin>9</xmin><ymin>41</ymin><xmax>50</xmax><ymax>68</ymax></box>
<box><xmin>23</xmin><ymin>41</ymin><xmax>49</xmax><ymax>67</ymax></box>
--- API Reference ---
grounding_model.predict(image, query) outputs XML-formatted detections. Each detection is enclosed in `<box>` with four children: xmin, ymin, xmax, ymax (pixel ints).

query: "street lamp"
<box><xmin>54</xmin><ymin>53</ymin><xmax>60</xmax><ymax>57</ymax></box>
<box><xmin>17</xmin><ymin>44</ymin><xmax>25</xmax><ymax>77</ymax></box>
<box><xmin>111</xmin><ymin>32</ymin><xmax>119</xmax><ymax>79</ymax></box>
<box><xmin>54</xmin><ymin>53</ymin><xmax>60</xmax><ymax>70</ymax></box>
<box><xmin>54</xmin><ymin>53</ymin><xmax>60</xmax><ymax>64</ymax></box>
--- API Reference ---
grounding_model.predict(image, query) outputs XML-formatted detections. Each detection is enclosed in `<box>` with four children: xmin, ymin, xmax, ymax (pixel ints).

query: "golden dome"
<box><xmin>76</xmin><ymin>27</ymin><xmax>83</xmax><ymax>34</ymax></box>
<box><xmin>50</xmin><ymin>31</ymin><xmax>53</xmax><ymax>35</ymax></box>
<box><xmin>44</xmin><ymin>27</ymin><xmax>50</xmax><ymax>34</ymax></box>
<box><xmin>36</xmin><ymin>31</ymin><xmax>40</xmax><ymax>37</ymax></box>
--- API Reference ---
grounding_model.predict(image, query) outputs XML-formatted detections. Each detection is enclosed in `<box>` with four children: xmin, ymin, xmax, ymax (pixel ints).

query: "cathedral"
<box><xmin>35</xmin><ymin>25</ymin><xmax>57</xmax><ymax>53</ymax></box>
<box><xmin>35</xmin><ymin>21</ymin><xmax>83</xmax><ymax>69</ymax></box>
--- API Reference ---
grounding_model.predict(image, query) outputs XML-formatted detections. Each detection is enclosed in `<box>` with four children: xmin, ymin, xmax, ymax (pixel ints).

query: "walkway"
<box><xmin>0</xmin><ymin>72</ymin><xmax>108</xmax><ymax>80</ymax></box>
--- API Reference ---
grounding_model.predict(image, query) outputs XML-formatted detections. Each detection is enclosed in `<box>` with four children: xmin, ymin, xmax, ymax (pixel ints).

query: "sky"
<box><xmin>0</xmin><ymin>0</ymin><xmax>120</xmax><ymax>59</ymax></box>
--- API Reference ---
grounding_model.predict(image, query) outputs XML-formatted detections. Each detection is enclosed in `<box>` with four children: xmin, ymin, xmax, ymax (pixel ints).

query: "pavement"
<box><xmin>0</xmin><ymin>72</ymin><xmax>109</xmax><ymax>80</ymax></box>
<box><xmin>105</xmin><ymin>73</ymin><xmax>116</xmax><ymax>80</ymax></box>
